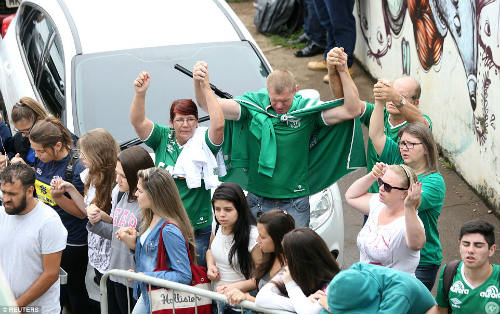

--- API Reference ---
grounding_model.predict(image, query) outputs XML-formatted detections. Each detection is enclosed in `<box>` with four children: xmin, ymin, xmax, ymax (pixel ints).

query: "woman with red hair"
<box><xmin>130</xmin><ymin>62</ymin><xmax>224</xmax><ymax>268</ymax></box>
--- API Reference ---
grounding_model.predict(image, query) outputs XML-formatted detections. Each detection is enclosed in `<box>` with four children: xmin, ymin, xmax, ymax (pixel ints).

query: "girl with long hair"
<box><xmin>87</xmin><ymin>145</ymin><xmax>154</xmax><ymax>314</ymax></box>
<box><xmin>25</xmin><ymin>117</ymin><xmax>90</xmax><ymax>313</ymax></box>
<box><xmin>370</xmin><ymin>95</ymin><xmax>446</xmax><ymax>290</ymax></box>
<box><xmin>224</xmin><ymin>210</ymin><xmax>296</xmax><ymax>305</ymax></box>
<box><xmin>206</xmin><ymin>182</ymin><xmax>261</xmax><ymax>314</ymax></box>
<box><xmin>130</xmin><ymin>167</ymin><xmax>194</xmax><ymax>314</ymax></box>
<box><xmin>51</xmin><ymin>128</ymin><xmax>119</xmax><ymax>309</ymax></box>
<box><xmin>0</xmin><ymin>97</ymin><xmax>48</xmax><ymax>167</ymax></box>
<box><xmin>345</xmin><ymin>162</ymin><xmax>426</xmax><ymax>274</ymax></box>
<box><xmin>255</xmin><ymin>228</ymin><xmax>341</xmax><ymax>314</ymax></box>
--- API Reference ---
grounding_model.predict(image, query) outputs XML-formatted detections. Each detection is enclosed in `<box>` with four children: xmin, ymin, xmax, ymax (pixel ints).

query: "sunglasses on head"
<box><xmin>377</xmin><ymin>177</ymin><xmax>408</xmax><ymax>193</ymax></box>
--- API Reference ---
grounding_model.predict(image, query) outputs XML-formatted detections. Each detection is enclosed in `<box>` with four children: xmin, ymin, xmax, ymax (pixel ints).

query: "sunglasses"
<box><xmin>377</xmin><ymin>177</ymin><xmax>408</xmax><ymax>193</ymax></box>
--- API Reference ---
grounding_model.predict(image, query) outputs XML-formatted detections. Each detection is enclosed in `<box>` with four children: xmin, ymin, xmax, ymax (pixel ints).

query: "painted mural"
<box><xmin>354</xmin><ymin>0</ymin><xmax>500</xmax><ymax>212</ymax></box>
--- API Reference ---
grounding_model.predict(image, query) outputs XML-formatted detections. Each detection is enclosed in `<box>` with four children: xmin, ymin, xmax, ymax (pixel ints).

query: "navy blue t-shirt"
<box><xmin>34</xmin><ymin>154</ymin><xmax>87</xmax><ymax>245</ymax></box>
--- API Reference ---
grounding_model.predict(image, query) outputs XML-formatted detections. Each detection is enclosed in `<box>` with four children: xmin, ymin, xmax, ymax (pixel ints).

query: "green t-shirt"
<box><xmin>144</xmin><ymin>123</ymin><xmax>220</xmax><ymax>230</ymax></box>
<box><xmin>436</xmin><ymin>262</ymin><xmax>500</xmax><ymax>314</ymax></box>
<box><xmin>360</xmin><ymin>102</ymin><xmax>432</xmax><ymax>193</ymax></box>
<box><xmin>379</xmin><ymin>137</ymin><xmax>445</xmax><ymax>265</ymax></box>
<box><xmin>237</xmin><ymin>90</ymin><xmax>326</xmax><ymax>198</ymax></box>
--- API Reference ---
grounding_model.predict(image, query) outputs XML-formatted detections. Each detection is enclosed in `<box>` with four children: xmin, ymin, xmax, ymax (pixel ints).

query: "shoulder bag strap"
<box><xmin>443</xmin><ymin>260</ymin><xmax>460</xmax><ymax>314</ymax></box>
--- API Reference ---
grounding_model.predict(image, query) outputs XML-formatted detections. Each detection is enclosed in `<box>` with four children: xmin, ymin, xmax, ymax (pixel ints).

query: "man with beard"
<box><xmin>0</xmin><ymin>163</ymin><xmax>67</xmax><ymax>313</ymax></box>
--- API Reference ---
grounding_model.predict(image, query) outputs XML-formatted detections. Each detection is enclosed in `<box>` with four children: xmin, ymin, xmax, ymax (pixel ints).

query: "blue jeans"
<box><xmin>311</xmin><ymin>0</ymin><xmax>356</xmax><ymax>65</ymax></box>
<box><xmin>195</xmin><ymin>225</ymin><xmax>211</xmax><ymax>268</ymax></box>
<box><xmin>415</xmin><ymin>264</ymin><xmax>441</xmax><ymax>291</ymax></box>
<box><xmin>303</xmin><ymin>0</ymin><xmax>326</xmax><ymax>47</ymax></box>
<box><xmin>247</xmin><ymin>193</ymin><xmax>310</xmax><ymax>228</ymax></box>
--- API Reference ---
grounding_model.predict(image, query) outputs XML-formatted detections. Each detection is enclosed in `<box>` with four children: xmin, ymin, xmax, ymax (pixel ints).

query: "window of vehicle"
<box><xmin>17</xmin><ymin>4</ymin><xmax>65</xmax><ymax>118</ymax></box>
<box><xmin>73</xmin><ymin>41</ymin><xmax>269</xmax><ymax>144</ymax></box>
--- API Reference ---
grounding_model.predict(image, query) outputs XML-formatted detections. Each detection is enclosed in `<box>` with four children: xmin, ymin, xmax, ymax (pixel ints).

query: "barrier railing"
<box><xmin>100</xmin><ymin>269</ymin><xmax>293</xmax><ymax>314</ymax></box>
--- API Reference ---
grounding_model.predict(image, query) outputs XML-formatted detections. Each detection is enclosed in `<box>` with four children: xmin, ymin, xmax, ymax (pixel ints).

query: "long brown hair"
<box><xmin>29</xmin><ymin>117</ymin><xmax>73</xmax><ymax>152</ymax></box>
<box><xmin>398</xmin><ymin>122</ymin><xmax>439</xmax><ymax>174</ymax></box>
<box><xmin>79</xmin><ymin>129</ymin><xmax>119</xmax><ymax>214</ymax></box>
<box><xmin>254</xmin><ymin>210</ymin><xmax>295</xmax><ymax>285</ymax></box>
<box><xmin>117</xmin><ymin>146</ymin><xmax>154</xmax><ymax>202</ymax></box>
<box><xmin>137</xmin><ymin>167</ymin><xmax>196</xmax><ymax>261</ymax></box>
<box><xmin>277</xmin><ymin>228</ymin><xmax>340</xmax><ymax>296</ymax></box>
<box><xmin>11</xmin><ymin>97</ymin><xmax>48</xmax><ymax>124</ymax></box>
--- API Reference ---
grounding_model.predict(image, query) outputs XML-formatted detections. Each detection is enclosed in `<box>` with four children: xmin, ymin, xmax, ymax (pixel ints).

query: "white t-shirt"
<box><xmin>210</xmin><ymin>224</ymin><xmax>258</xmax><ymax>285</ymax></box>
<box><xmin>82</xmin><ymin>169</ymin><xmax>112</xmax><ymax>274</ymax></box>
<box><xmin>0</xmin><ymin>201</ymin><xmax>67</xmax><ymax>313</ymax></box>
<box><xmin>357</xmin><ymin>194</ymin><xmax>422</xmax><ymax>274</ymax></box>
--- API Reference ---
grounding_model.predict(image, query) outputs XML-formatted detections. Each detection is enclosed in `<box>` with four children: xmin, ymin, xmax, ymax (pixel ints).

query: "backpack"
<box><xmin>253</xmin><ymin>0</ymin><xmax>303</xmax><ymax>35</ymax></box>
<box><xmin>64</xmin><ymin>149</ymin><xmax>80</xmax><ymax>182</ymax></box>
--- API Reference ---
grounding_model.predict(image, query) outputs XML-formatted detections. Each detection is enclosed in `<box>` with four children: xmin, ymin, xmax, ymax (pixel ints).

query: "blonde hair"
<box><xmin>137</xmin><ymin>167</ymin><xmax>196</xmax><ymax>261</ymax></box>
<box><xmin>79</xmin><ymin>129</ymin><xmax>119</xmax><ymax>214</ymax></box>
<box><xmin>389</xmin><ymin>164</ymin><xmax>421</xmax><ymax>207</ymax></box>
<box><xmin>266</xmin><ymin>70</ymin><xmax>297</xmax><ymax>94</ymax></box>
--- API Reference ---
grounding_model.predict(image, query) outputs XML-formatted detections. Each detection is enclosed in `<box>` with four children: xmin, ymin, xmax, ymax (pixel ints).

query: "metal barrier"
<box><xmin>100</xmin><ymin>269</ymin><xmax>293</xmax><ymax>314</ymax></box>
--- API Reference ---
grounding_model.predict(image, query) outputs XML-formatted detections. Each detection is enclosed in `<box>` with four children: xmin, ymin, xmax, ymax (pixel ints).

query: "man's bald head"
<box><xmin>394</xmin><ymin>76</ymin><xmax>421</xmax><ymax>102</ymax></box>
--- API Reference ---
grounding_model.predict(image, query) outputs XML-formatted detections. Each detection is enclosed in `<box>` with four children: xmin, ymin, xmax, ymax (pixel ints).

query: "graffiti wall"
<box><xmin>354</xmin><ymin>0</ymin><xmax>500</xmax><ymax>213</ymax></box>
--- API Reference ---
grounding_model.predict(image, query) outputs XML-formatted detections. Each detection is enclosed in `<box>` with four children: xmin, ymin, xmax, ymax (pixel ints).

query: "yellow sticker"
<box><xmin>35</xmin><ymin>179</ymin><xmax>56</xmax><ymax>206</ymax></box>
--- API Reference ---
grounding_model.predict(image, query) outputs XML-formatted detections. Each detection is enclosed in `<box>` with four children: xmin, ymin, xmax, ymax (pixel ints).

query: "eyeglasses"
<box><xmin>173</xmin><ymin>117</ymin><xmax>197</xmax><ymax>125</ymax></box>
<box><xmin>377</xmin><ymin>177</ymin><xmax>408</xmax><ymax>192</ymax></box>
<box><xmin>398</xmin><ymin>140</ymin><xmax>423</xmax><ymax>150</ymax></box>
<box><xmin>14</xmin><ymin>120</ymin><xmax>36</xmax><ymax>136</ymax></box>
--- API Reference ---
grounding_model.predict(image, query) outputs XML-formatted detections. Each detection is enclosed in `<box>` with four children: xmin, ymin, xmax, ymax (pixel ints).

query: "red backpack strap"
<box><xmin>154</xmin><ymin>221</ymin><xmax>170</xmax><ymax>271</ymax></box>
<box><xmin>443</xmin><ymin>260</ymin><xmax>460</xmax><ymax>314</ymax></box>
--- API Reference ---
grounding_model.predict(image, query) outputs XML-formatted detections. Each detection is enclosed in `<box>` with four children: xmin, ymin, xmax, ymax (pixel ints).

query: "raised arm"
<box><xmin>130</xmin><ymin>71</ymin><xmax>154</xmax><ymax>140</ymax></box>
<box><xmin>374</xmin><ymin>80</ymin><xmax>429</xmax><ymax>126</ymax></box>
<box><xmin>322</xmin><ymin>48</ymin><xmax>364</xmax><ymax>125</ymax></box>
<box><xmin>193</xmin><ymin>62</ymin><xmax>224</xmax><ymax>145</ymax></box>
<box><xmin>404</xmin><ymin>183</ymin><xmax>426</xmax><ymax>250</ymax></box>
<box><xmin>369</xmin><ymin>83</ymin><xmax>388</xmax><ymax>155</ymax></box>
<box><xmin>345</xmin><ymin>162</ymin><xmax>386</xmax><ymax>215</ymax></box>
<box><xmin>193</xmin><ymin>64</ymin><xmax>241</xmax><ymax>121</ymax></box>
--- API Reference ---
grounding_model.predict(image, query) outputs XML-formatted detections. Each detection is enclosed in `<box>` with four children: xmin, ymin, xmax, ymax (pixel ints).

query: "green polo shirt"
<box><xmin>436</xmin><ymin>262</ymin><xmax>500</xmax><ymax>314</ymax></box>
<box><xmin>360</xmin><ymin>102</ymin><xmax>432</xmax><ymax>193</ymax></box>
<box><xmin>237</xmin><ymin>90</ymin><xmax>326</xmax><ymax>198</ymax></box>
<box><xmin>144</xmin><ymin>123</ymin><xmax>220</xmax><ymax>230</ymax></box>
<box><xmin>379</xmin><ymin>137</ymin><xmax>445</xmax><ymax>266</ymax></box>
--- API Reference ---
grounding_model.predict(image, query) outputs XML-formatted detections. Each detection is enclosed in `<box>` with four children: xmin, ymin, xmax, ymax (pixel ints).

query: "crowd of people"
<box><xmin>0</xmin><ymin>47</ymin><xmax>498</xmax><ymax>314</ymax></box>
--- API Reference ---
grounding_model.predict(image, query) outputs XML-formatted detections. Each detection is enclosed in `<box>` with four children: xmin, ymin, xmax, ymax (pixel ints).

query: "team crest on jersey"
<box><xmin>450</xmin><ymin>281</ymin><xmax>469</xmax><ymax>295</ymax></box>
<box><xmin>481</xmin><ymin>286</ymin><xmax>500</xmax><ymax>299</ymax></box>
<box><xmin>287</xmin><ymin>119</ymin><xmax>301</xmax><ymax>128</ymax></box>
<box><xmin>485</xmin><ymin>301</ymin><xmax>499</xmax><ymax>314</ymax></box>
<box><xmin>167</xmin><ymin>143</ymin><xmax>174</xmax><ymax>153</ymax></box>
<box><xmin>450</xmin><ymin>298</ymin><xmax>462</xmax><ymax>308</ymax></box>
<box><xmin>36</xmin><ymin>168</ymin><xmax>42</xmax><ymax>175</ymax></box>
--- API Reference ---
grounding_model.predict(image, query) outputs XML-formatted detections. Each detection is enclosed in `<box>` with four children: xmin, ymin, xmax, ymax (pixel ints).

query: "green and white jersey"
<box><xmin>144</xmin><ymin>123</ymin><xmax>220</xmax><ymax>230</ymax></box>
<box><xmin>238</xmin><ymin>90</ymin><xmax>326</xmax><ymax>198</ymax></box>
<box><xmin>360</xmin><ymin>102</ymin><xmax>432</xmax><ymax>193</ymax></box>
<box><xmin>436</xmin><ymin>262</ymin><xmax>500</xmax><ymax>314</ymax></box>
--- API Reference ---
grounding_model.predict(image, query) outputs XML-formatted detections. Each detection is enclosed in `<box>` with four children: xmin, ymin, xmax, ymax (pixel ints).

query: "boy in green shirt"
<box><xmin>436</xmin><ymin>220</ymin><xmax>499</xmax><ymax>314</ymax></box>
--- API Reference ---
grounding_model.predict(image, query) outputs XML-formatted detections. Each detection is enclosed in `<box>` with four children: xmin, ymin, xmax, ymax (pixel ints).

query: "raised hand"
<box><xmin>371</xmin><ymin>162</ymin><xmax>387</xmax><ymax>179</ymax></box>
<box><xmin>327</xmin><ymin>47</ymin><xmax>348</xmax><ymax>73</ymax></box>
<box><xmin>193</xmin><ymin>61</ymin><xmax>210</xmax><ymax>88</ymax></box>
<box><xmin>133</xmin><ymin>71</ymin><xmax>151</xmax><ymax>95</ymax></box>
<box><xmin>404</xmin><ymin>182</ymin><xmax>423</xmax><ymax>210</ymax></box>
<box><xmin>373</xmin><ymin>79</ymin><xmax>397</xmax><ymax>103</ymax></box>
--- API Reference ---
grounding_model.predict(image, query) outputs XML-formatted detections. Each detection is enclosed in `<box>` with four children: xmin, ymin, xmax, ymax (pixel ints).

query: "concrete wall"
<box><xmin>353</xmin><ymin>0</ymin><xmax>500</xmax><ymax>214</ymax></box>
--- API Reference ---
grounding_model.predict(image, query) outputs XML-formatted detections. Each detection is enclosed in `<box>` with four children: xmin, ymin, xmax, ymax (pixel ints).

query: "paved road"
<box><xmin>229</xmin><ymin>1</ymin><xmax>500</xmax><ymax>294</ymax></box>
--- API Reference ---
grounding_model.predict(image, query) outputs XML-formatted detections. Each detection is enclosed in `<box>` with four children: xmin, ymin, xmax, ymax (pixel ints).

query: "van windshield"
<box><xmin>73</xmin><ymin>41</ymin><xmax>269</xmax><ymax>144</ymax></box>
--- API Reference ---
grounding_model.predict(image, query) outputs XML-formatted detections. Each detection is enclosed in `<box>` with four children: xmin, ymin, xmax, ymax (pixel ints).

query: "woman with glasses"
<box><xmin>369</xmin><ymin>96</ymin><xmax>446</xmax><ymax>289</ymax></box>
<box><xmin>0</xmin><ymin>97</ymin><xmax>48</xmax><ymax>167</ymax></box>
<box><xmin>345</xmin><ymin>162</ymin><xmax>426</xmax><ymax>275</ymax></box>
<box><xmin>129</xmin><ymin>62</ymin><xmax>224</xmax><ymax>268</ymax></box>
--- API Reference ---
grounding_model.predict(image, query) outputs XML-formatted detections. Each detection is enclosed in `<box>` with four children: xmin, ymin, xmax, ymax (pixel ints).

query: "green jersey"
<box><xmin>144</xmin><ymin>123</ymin><xmax>220</xmax><ymax>230</ymax></box>
<box><xmin>360</xmin><ymin>102</ymin><xmax>432</xmax><ymax>193</ymax></box>
<box><xmin>238</xmin><ymin>92</ymin><xmax>326</xmax><ymax>198</ymax></box>
<box><xmin>379</xmin><ymin>137</ymin><xmax>445</xmax><ymax>265</ymax></box>
<box><xmin>436</xmin><ymin>262</ymin><xmax>500</xmax><ymax>314</ymax></box>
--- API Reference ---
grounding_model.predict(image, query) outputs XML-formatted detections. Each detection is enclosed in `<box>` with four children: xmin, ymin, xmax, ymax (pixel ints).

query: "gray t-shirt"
<box><xmin>0</xmin><ymin>201</ymin><xmax>67</xmax><ymax>313</ymax></box>
<box><xmin>88</xmin><ymin>188</ymin><xmax>141</xmax><ymax>286</ymax></box>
